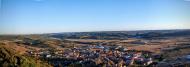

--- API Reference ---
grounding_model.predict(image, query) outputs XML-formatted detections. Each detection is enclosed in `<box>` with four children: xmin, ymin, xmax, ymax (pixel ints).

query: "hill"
<box><xmin>0</xmin><ymin>44</ymin><xmax>52</xmax><ymax>67</ymax></box>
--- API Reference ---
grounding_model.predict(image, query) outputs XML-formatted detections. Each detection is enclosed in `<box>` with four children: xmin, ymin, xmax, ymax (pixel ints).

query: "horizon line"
<box><xmin>0</xmin><ymin>28</ymin><xmax>190</xmax><ymax>36</ymax></box>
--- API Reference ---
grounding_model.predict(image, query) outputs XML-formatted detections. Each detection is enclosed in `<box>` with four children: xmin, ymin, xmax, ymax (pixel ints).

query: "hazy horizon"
<box><xmin>1</xmin><ymin>0</ymin><xmax>190</xmax><ymax>34</ymax></box>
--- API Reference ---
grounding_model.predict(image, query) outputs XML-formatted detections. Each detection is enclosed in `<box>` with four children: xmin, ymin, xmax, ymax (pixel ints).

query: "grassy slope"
<box><xmin>0</xmin><ymin>45</ymin><xmax>52</xmax><ymax>67</ymax></box>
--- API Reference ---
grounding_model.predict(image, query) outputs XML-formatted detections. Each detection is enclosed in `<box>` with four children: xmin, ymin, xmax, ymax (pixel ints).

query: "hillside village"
<box><xmin>1</xmin><ymin>30</ymin><xmax>190</xmax><ymax>67</ymax></box>
<box><xmin>27</xmin><ymin>44</ymin><xmax>154</xmax><ymax>67</ymax></box>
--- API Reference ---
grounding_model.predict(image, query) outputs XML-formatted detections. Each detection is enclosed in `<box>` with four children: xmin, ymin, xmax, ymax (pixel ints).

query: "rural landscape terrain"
<box><xmin>1</xmin><ymin>0</ymin><xmax>190</xmax><ymax>67</ymax></box>
<box><xmin>1</xmin><ymin>29</ymin><xmax>190</xmax><ymax>67</ymax></box>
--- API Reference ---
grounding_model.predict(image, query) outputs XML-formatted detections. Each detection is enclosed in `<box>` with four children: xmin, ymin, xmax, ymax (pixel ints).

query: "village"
<box><xmin>1</xmin><ymin>31</ymin><xmax>190</xmax><ymax>67</ymax></box>
<box><xmin>7</xmin><ymin>34</ymin><xmax>190</xmax><ymax>67</ymax></box>
<box><xmin>27</xmin><ymin>43</ymin><xmax>156</xmax><ymax>67</ymax></box>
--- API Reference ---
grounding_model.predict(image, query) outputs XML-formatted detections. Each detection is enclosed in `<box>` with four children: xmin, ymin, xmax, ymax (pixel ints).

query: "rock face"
<box><xmin>0</xmin><ymin>45</ymin><xmax>52</xmax><ymax>67</ymax></box>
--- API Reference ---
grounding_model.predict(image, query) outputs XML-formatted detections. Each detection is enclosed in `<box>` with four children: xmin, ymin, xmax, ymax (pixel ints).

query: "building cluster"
<box><xmin>27</xmin><ymin>44</ymin><xmax>154</xmax><ymax>67</ymax></box>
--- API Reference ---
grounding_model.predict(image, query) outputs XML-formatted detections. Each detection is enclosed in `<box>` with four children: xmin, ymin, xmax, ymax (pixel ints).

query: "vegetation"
<box><xmin>0</xmin><ymin>29</ymin><xmax>190</xmax><ymax>67</ymax></box>
<box><xmin>0</xmin><ymin>45</ymin><xmax>52</xmax><ymax>67</ymax></box>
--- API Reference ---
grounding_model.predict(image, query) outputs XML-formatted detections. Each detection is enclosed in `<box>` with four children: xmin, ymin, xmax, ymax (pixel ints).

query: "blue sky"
<box><xmin>1</xmin><ymin>0</ymin><xmax>190</xmax><ymax>34</ymax></box>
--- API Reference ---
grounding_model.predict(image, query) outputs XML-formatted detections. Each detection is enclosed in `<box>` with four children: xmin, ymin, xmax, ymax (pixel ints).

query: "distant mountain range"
<box><xmin>47</xmin><ymin>29</ymin><xmax>190</xmax><ymax>39</ymax></box>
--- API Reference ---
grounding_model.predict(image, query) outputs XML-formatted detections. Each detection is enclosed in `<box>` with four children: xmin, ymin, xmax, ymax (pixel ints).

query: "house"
<box><xmin>90</xmin><ymin>48</ymin><xmax>103</xmax><ymax>52</ymax></box>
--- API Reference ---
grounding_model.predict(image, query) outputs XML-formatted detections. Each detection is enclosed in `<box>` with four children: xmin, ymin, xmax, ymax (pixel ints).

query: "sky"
<box><xmin>0</xmin><ymin>0</ymin><xmax>190</xmax><ymax>34</ymax></box>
